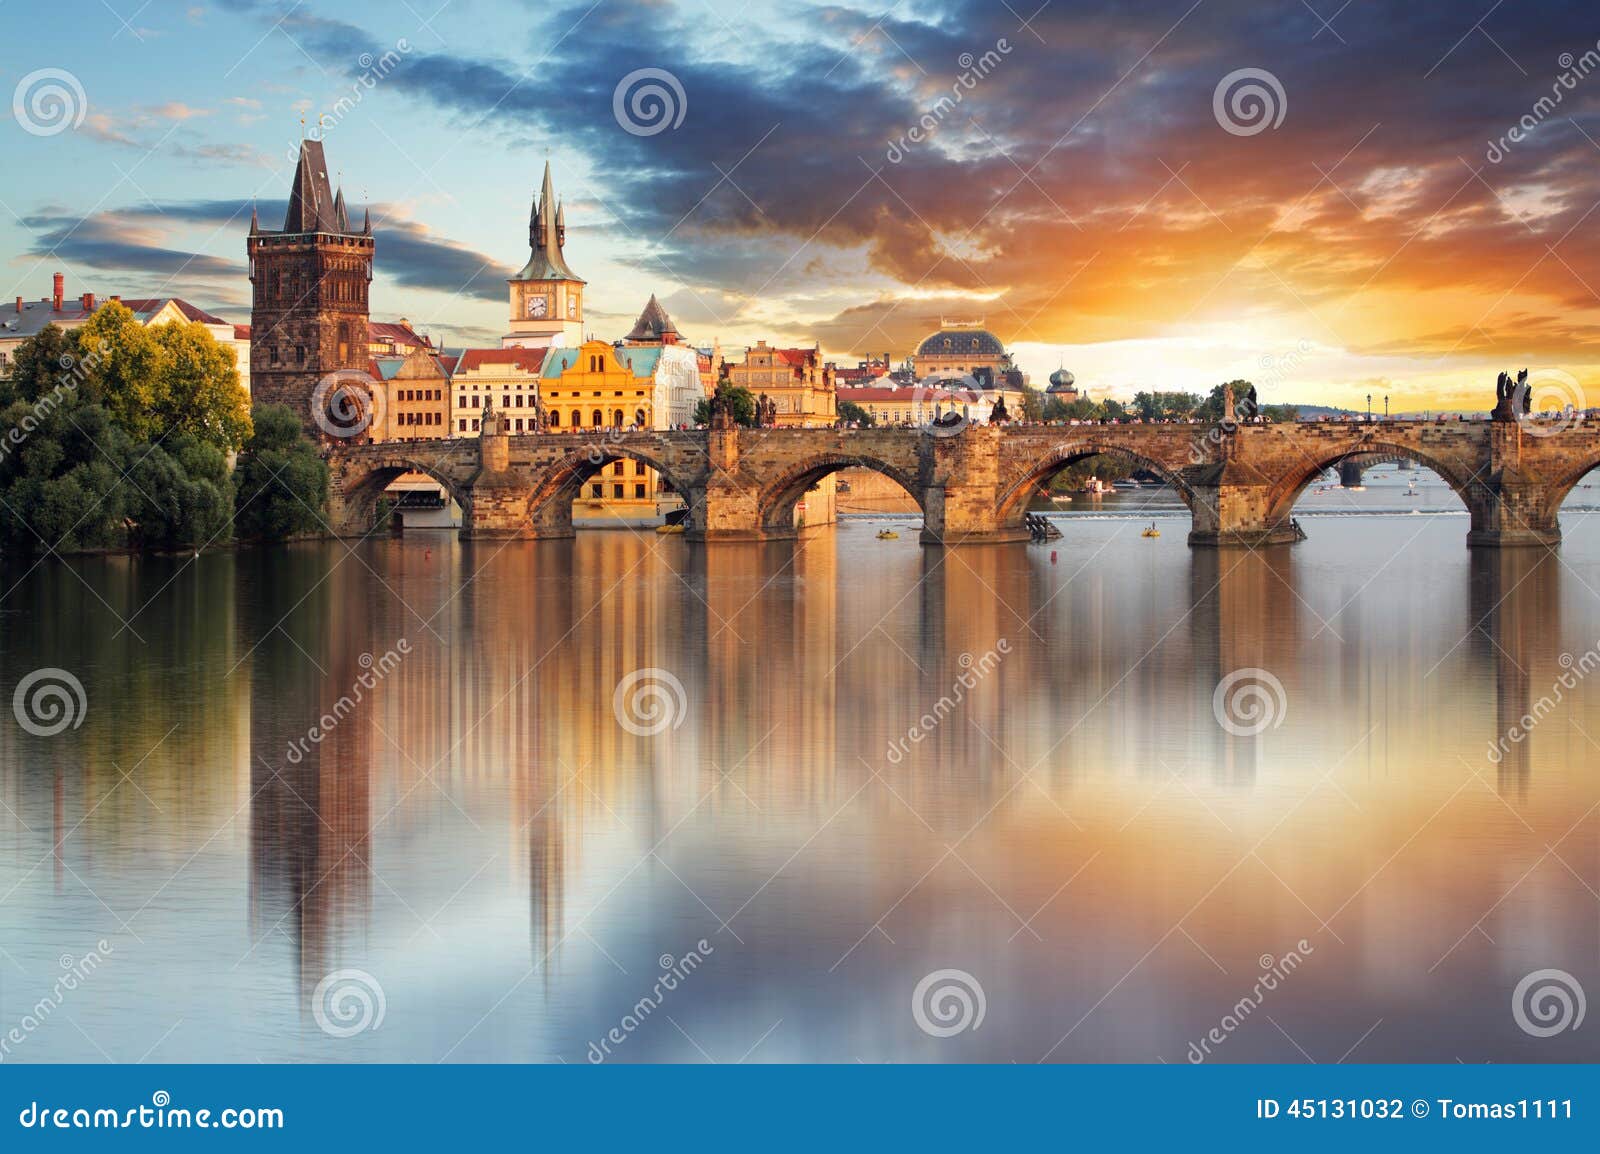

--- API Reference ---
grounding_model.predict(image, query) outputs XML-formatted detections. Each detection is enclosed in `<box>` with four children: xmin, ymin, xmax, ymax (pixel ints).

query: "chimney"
<box><xmin>14</xmin><ymin>297</ymin><xmax>21</xmax><ymax>314</ymax></box>
<box><xmin>110</xmin><ymin>295</ymin><xmax>121</xmax><ymax>303</ymax></box>
<box><xmin>52</xmin><ymin>272</ymin><xmax>64</xmax><ymax>311</ymax></box>
<box><xmin>81</xmin><ymin>292</ymin><xmax>95</xmax><ymax>311</ymax></box>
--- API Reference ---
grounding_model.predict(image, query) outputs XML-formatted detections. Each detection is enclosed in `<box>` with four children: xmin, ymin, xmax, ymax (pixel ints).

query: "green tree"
<box><xmin>232</xmin><ymin>404</ymin><xmax>331</xmax><ymax>541</ymax></box>
<box><xmin>76</xmin><ymin>303</ymin><xmax>252</xmax><ymax>451</ymax></box>
<box><xmin>692</xmin><ymin>386</ymin><xmax>758</xmax><ymax>427</ymax></box>
<box><xmin>838</xmin><ymin>399</ymin><xmax>876</xmax><ymax>426</ymax></box>
<box><xmin>74</xmin><ymin>301</ymin><xmax>160</xmax><ymax>438</ymax></box>
<box><xmin>1019</xmin><ymin>385</ymin><xmax>1045</xmax><ymax>422</ymax></box>
<box><xmin>149</xmin><ymin>322</ymin><xmax>253</xmax><ymax>451</ymax></box>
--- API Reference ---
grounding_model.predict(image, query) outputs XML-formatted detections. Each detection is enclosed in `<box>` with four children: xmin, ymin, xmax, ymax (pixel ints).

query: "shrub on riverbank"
<box><xmin>231</xmin><ymin>404</ymin><xmax>331</xmax><ymax>542</ymax></box>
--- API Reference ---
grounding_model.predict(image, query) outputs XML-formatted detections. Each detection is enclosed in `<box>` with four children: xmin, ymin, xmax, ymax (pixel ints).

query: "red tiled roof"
<box><xmin>454</xmin><ymin>347</ymin><xmax>544</xmax><ymax>372</ymax></box>
<box><xmin>839</xmin><ymin>385</ymin><xmax>982</xmax><ymax>403</ymax></box>
<box><xmin>369</xmin><ymin>321</ymin><xmax>432</xmax><ymax>349</ymax></box>
<box><xmin>233</xmin><ymin>324</ymin><xmax>251</xmax><ymax>340</ymax></box>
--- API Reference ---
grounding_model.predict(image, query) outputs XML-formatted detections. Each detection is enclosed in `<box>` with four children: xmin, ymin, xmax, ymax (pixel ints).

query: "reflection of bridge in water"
<box><xmin>327</xmin><ymin>419</ymin><xmax>1600</xmax><ymax>548</ymax></box>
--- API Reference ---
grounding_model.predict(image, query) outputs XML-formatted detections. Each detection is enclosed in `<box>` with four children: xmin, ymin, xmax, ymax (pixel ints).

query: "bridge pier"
<box><xmin>1338</xmin><ymin>460</ymin><xmax>1366</xmax><ymax>488</ymax></box>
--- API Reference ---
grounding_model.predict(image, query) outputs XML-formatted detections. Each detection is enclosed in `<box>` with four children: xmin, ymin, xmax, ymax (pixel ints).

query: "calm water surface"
<box><xmin>2</xmin><ymin>468</ymin><xmax>1599</xmax><ymax>1063</ymax></box>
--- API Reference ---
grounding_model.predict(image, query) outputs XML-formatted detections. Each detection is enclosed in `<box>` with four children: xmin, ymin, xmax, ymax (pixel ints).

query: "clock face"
<box><xmin>527</xmin><ymin>295</ymin><xmax>548</xmax><ymax>319</ymax></box>
<box><xmin>567</xmin><ymin>295</ymin><xmax>577</xmax><ymax>319</ymax></box>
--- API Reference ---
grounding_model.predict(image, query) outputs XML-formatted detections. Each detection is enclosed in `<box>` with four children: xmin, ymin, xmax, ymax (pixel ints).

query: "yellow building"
<box><xmin>542</xmin><ymin>339</ymin><xmax>676</xmax><ymax>523</ymax></box>
<box><xmin>727</xmin><ymin>340</ymin><xmax>836</xmax><ymax>426</ymax></box>
<box><xmin>371</xmin><ymin>348</ymin><xmax>450</xmax><ymax>441</ymax></box>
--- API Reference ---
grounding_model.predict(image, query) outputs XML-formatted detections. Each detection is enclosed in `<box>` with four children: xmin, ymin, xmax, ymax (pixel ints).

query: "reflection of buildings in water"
<box><xmin>1468</xmin><ymin>549</ymin><xmax>1558</xmax><ymax>800</ymax></box>
<box><xmin>1187</xmin><ymin>548</ymin><xmax>1302</xmax><ymax>788</ymax></box>
<box><xmin>243</xmin><ymin>548</ymin><xmax>375</xmax><ymax>1006</ymax></box>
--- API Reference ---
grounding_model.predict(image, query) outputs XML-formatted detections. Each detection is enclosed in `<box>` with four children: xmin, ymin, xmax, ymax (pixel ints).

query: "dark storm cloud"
<box><xmin>222</xmin><ymin>0</ymin><xmax>1600</xmax><ymax>359</ymax></box>
<box><xmin>16</xmin><ymin>199</ymin><xmax>513</xmax><ymax>305</ymax></box>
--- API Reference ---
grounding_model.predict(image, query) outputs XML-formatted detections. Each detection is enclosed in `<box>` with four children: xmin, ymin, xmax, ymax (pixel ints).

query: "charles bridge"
<box><xmin>325</xmin><ymin>413</ymin><xmax>1600</xmax><ymax>548</ymax></box>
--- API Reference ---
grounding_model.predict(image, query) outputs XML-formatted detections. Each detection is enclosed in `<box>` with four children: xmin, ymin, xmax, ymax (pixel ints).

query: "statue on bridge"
<box><xmin>1241</xmin><ymin>384</ymin><xmax>1259</xmax><ymax>423</ymax></box>
<box><xmin>1492</xmin><ymin>369</ymin><xmax>1528</xmax><ymax>421</ymax></box>
<box><xmin>709</xmin><ymin>359</ymin><xmax>737</xmax><ymax>430</ymax></box>
<box><xmin>755</xmin><ymin>393</ymin><xmax>778</xmax><ymax>427</ymax></box>
<box><xmin>989</xmin><ymin>392</ymin><xmax>1009</xmax><ymax>424</ymax></box>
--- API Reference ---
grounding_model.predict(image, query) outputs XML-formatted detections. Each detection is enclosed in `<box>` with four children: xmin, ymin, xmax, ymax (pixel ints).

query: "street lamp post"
<box><xmin>1367</xmin><ymin>393</ymin><xmax>1372</xmax><ymax>422</ymax></box>
<box><xmin>1384</xmin><ymin>395</ymin><xmax>1389</xmax><ymax>420</ymax></box>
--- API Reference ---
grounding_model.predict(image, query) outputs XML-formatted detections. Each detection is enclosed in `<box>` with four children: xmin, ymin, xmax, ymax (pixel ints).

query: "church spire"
<box><xmin>333</xmin><ymin>186</ymin><xmax>349</xmax><ymax>232</ymax></box>
<box><xmin>512</xmin><ymin>160</ymin><xmax>582</xmax><ymax>283</ymax></box>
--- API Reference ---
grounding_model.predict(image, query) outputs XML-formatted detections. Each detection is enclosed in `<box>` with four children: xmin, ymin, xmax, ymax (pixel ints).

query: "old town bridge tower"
<box><xmin>248</xmin><ymin>140</ymin><xmax>374</xmax><ymax>433</ymax></box>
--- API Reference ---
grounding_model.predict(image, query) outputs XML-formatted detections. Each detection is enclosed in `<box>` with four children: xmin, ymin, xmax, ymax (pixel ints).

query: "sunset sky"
<box><xmin>3</xmin><ymin>0</ymin><xmax>1599</xmax><ymax>409</ymax></box>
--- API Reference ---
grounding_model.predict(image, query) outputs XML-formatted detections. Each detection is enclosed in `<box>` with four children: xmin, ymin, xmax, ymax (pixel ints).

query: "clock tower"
<box><xmin>504</xmin><ymin>162</ymin><xmax>584</xmax><ymax>349</ymax></box>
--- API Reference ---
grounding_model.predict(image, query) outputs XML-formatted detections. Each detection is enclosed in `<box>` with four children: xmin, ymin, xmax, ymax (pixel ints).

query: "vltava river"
<box><xmin>3</xmin><ymin>475</ymin><xmax>1598</xmax><ymax>1062</ymax></box>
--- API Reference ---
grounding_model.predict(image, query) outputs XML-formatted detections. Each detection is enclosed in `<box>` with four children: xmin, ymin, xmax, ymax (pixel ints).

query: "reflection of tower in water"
<box><xmin>243</xmin><ymin>549</ymin><xmax>375</xmax><ymax>1006</ymax></box>
<box><xmin>1468</xmin><ymin>549</ymin><xmax>1557</xmax><ymax>800</ymax></box>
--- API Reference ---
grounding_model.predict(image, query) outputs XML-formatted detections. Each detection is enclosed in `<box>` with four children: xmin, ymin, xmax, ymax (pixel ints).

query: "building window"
<box><xmin>634</xmin><ymin>461</ymin><xmax>646</xmax><ymax>476</ymax></box>
<box><xmin>634</xmin><ymin>483</ymin><xmax>646</xmax><ymax>499</ymax></box>
<box><xmin>612</xmin><ymin>461</ymin><xmax>624</xmax><ymax>475</ymax></box>
<box><xmin>515</xmin><ymin>419</ymin><xmax>524</xmax><ymax>432</ymax></box>
<box><xmin>634</xmin><ymin>408</ymin><xmax>646</xmax><ymax>426</ymax></box>
<box><xmin>592</xmin><ymin>410</ymin><xmax>603</xmax><ymax>427</ymax></box>
<box><xmin>549</xmin><ymin>411</ymin><xmax>560</xmax><ymax>427</ymax></box>
<box><xmin>590</xmin><ymin>484</ymin><xmax>602</xmax><ymax>498</ymax></box>
<box><xmin>472</xmin><ymin>419</ymin><xmax>480</xmax><ymax>432</ymax></box>
<box><xmin>458</xmin><ymin>419</ymin><xmax>467</xmax><ymax>432</ymax></box>
<box><xmin>515</xmin><ymin>394</ymin><xmax>524</xmax><ymax>407</ymax></box>
<box><xmin>612</xmin><ymin>484</ymin><xmax>624</xmax><ymax>499</ymax></box>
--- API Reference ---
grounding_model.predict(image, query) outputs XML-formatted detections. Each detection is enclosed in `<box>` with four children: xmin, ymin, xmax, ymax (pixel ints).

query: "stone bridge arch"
<box><xmin>995</xmin><ymin>441</ymin><xmax>1201</xmax><ymax>527</ymax></box>
<box><xmin>1262</xmin><ymin>438</ymin><xmax>1485</xmax><ymax>529</ymax></box>
<box><xmin>754</xmin><ymin>453</ymin><xmax>926</xmax><ymax>534</ymax></box>
<box><xmin>522</xmin><ymin>442</ymin><xmax>702</xmax><ymax>538</ymax></box>
<box><xmin>1536</xmin><ymin>449</ymin><xmax>1600</xmax><ymax>524</ymax></box>
<box><xmin>328</xmin><ymin>451</ymin><xmax>474</xmax><ymax>536</ymax></box>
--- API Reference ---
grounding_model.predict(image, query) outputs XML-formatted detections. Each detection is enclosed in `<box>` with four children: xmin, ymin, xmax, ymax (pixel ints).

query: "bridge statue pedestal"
<box><xmin>1465</xmin><ymin>425</ymin><xmax>1562</xmax><ymax>547</ymax></box>
<box><xmin>1186</xmin><ymin>462</ymin><xmax>1302</xmax><ymax>547</ymax></box>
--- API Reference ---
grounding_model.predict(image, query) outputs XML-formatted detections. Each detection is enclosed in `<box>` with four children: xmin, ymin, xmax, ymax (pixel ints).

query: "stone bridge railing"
<box><xmin>324</xmin><ymin>417</ymin><xmax>1600</xmax><ymax>548</ymax></box>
